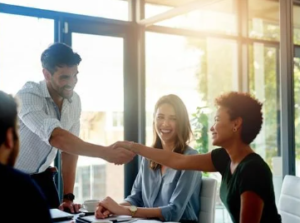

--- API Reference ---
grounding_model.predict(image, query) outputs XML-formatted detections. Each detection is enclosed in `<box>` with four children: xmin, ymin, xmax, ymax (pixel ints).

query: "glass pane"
<box><xmin>0</xmin><ymin>13</ymin><xmax>54</xmax><ymax>95</ymax></box>
<box><xmin>249</xmin><ymin>43</ymin><xmax>282</xmax><ymax>203</ymax></box>
<box><xmin>294</xmin><ymin>5</ymin><xmax>300</xmax><ymax>44</ymax></box>
<box><xmin>294</xmin><ymin>57</ymin><xmax>300</xmax><ymax>176</ymax></box>
<box><xmin>72</xmin><ymin>33</ymin><xmax>124</xmax><ymax>203</ymax></box>
<box><xmin>150</xmin><ymin>0</ymin><xmax>237</xmax><ymax>35</ymax></box>
<box><xmin>145</xmin><ymin>32</ymin><xmax>238</xmax><ymax>223</ymax></box>
<box><xmin>248</xmin><ymin>0</ymin><xmax>279</xmax><ymax>41</ymax></box>
<box><xmin>1</xmin><ymin>0</ymin><xmax>128</xmax><ymax>21</ymax></box>
<box><xmin>145</xmin><ymin>3</ymin><xmax>173</xmax><ymax>19</ymax></box>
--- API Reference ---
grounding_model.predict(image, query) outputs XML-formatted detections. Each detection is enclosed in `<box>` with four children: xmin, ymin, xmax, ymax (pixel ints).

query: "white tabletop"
<box><xmin>55</xmin><ymin>214</ymin><xmax>180</xmax><ymax>223</ymax></box>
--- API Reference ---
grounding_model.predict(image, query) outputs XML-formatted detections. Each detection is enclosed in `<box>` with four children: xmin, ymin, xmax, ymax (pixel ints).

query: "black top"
<box><xmin>211</xmin><ymin>148</ymin><xmax>281</xmax><ymax>223</ymax></box>
<box><xmin>0</xmin><ymin>163</ymin><xmax>52</xmax><ymax>223</ymax></box>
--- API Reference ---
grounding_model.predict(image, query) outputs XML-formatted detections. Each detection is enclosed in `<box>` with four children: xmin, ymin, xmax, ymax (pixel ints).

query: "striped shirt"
<box><xmin>15</xmin><ymin>80</ymin><xmax>81</xmax><ymax>174</ymax></box>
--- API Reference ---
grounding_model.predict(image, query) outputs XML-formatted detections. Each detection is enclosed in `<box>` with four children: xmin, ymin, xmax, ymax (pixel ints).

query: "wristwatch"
<box><xmin>129</xmin><ymin>205</ymin><xmax>137</xmax><ymax>217</ymax></box>
<box><xmin>63</xmin><ymin>193</ymin><xmax>75</xmax><ymax>202</ymax></box>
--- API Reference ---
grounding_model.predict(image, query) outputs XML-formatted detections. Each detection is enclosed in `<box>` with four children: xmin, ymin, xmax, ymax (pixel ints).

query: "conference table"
<box><xmin>55</xmin><ymin>213</ymin><xmax>176</xmax><ymax>223</ymax></box>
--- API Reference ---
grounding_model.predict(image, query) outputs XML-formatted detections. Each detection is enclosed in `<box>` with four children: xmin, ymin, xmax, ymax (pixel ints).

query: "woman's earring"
<box><xmin>233</xmin><ymin>127</ymin><xmax>237</xmax><ymax>132</ymax></box>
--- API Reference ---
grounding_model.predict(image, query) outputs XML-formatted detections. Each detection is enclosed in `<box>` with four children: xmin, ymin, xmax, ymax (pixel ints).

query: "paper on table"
<box><xmin>80</xmin><ymin>216</ymin><xmax>180</xmax><ymax>223</ymax></box>
<box><xmin>132</xmin><ymin>220</ymin><xmax>160</xmax><ymax>223</ymax></box>
<box><xmin>129</xmin><ymin>220</ymin><xmax>180</xmax><ymax>223</ymax></box>
<box><xmin>125</xmin><ymin>220</ymin><xmax>179</xmax><ymax>223</ymax></box>
<box><xmin>80</xmin><ymin>215</ymin><xmax>131</xmax><ymax>222</ymax></box>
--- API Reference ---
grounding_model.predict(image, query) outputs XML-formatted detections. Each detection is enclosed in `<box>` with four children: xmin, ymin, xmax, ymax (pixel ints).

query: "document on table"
<box><xmin>78</xmin><ymin>215</ymin><xmax>179</xmax><ymax>223</ymax></box>
<box><xmin>79</xmin><ymin>215</ymin><xmax>132</xmax><ymax>222</ymax></box>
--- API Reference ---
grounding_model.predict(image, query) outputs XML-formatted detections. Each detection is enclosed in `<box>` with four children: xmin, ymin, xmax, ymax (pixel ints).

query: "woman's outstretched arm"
<box><xmin>113</xmin><ymin>141</ymin><xmax>216</xmax><ymax>172</ymax></box>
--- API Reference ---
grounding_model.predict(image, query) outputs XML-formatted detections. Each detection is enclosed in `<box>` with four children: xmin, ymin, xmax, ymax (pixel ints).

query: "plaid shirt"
<box><xmin>15</xmin><ymin>80</ymin><xmax>81</xmax><ymax>174</ymax></box>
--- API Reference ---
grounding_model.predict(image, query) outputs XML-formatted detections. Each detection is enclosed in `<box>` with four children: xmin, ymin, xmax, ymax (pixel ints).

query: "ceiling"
<box><xmin>144</xmin><ymin>0</ymin><xmax>300</xmax><ymax>27</ymax></box>
<box><xmin>145</xmin><ymin>0</ymin><xmax>279</xmax><ymax>7</ymax></box>
<box><xmin>145</xmin><ymin>0</ymin><xmax>236</xmax><ymax>15</ymax></box>
<box><xmin>146</xmin><ymin>0</ymin><xmax>197</xmax><ymax>7</ymax></box>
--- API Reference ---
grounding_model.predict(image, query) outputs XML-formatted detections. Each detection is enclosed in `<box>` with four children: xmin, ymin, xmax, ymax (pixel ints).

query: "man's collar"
<box><xmin>40</xmin><ymin>80</ymin><xmax>51</xmax><ymax>99</ymax></box>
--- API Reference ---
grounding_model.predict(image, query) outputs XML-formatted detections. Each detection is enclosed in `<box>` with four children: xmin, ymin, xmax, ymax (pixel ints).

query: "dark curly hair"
<box><xmin>215</xmin><ymin>92</ymin><xmax>263</xmax><ymax>144</ymax></box>
<box><xmin>41</xmin><ymin>43</ymin><xmax>81</xmax><ymax>75</ymax></box>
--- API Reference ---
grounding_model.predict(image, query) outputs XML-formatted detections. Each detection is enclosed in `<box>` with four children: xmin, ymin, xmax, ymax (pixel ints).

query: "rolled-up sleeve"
<box><xmin>17</xmin><ymin>91</ymin><xmax>62</xmax><ymax>145</ymax></box>
<box><xmin>69</xmin><ymin>95</ymin><xmax>81</xmax><ymax>137</ymax></box>
<box><xmin>69</xmin><ymin>121</ymin><xmax>80</xmax><ymax>137</ymax></box>
<box><xmin>69</xmin><ymin>99</ymin><xmax>81</xmax><ymax>137</ymax></box>
<box><xmin>159</xmin><ymin>169</ymin><xmax>202</xmax><ymax>221</ymax></box>
<box><xmin>124</xmin><ymin>158</ymin><xmax>145</xmax><ymax>207</ymax></box>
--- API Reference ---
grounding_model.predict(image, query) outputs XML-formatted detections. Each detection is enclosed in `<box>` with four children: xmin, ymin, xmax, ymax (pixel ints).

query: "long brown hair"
<box><xmin>150</xmin><ymin>94</ymin><xmax>192</xmax><ymax>170</ymax></box>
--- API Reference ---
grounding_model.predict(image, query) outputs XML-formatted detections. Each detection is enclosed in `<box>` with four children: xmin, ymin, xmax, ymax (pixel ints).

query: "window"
<box><xmin>74</xmin><ymin>164</ymin><xmax>106</xmax><ymax>201</ymax></box>
<box><xmin>294</xmin><ymin>5</ymin><xmax>300</xmax><ymax>44</ymax></box>
<box><xmin>145</xmin><ymin>3</ymin><xmax>172</xmax><ymax>19</ymax></box>
<box><xmin>0</xmin><ymin>13</ymin><xmax>54</xmax><ymax>95</ymax></box>
<box><xmin>248</xmin><ymin>0</ymin><xmax>279</xmax><ymax>41</ymax></box>
<box><xmin>146</xmin><ymin>32</ymin><xmax>238</xmax><ymax>221</ymax></box>
<box><xmin>148</xmin><ymin>0</ymin><xmax>237</xmax><ymax>35</ymax></box>
<box><xmin>112</xmin><ymin>112</ymin><xmax>124</xmax><ymax>128</ymax></box>
<box><xmin>249</xmin><ymin>43</ymin><xmax>282</xmax><ymax>202</ymax></box>
<box><xmin>294</xmin><ymin>56</ymin><xmax>300</xmax><ymax>176</ymax></box>
<box><xmin>72</xmin><ymin>33</ymin><xmax>125</xmax><ymax>203</ymax></box>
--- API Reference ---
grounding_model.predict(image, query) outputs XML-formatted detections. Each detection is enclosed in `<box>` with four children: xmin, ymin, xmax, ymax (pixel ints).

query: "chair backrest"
<box><xmin>198</xmin><ymin>177</ymin><xmax>217</xmax><ymax>223</ymax></box>
<box><xmin>278</xmin><ymin>175</ymin><xmax>300</xmax><ymax>223</ymax></box>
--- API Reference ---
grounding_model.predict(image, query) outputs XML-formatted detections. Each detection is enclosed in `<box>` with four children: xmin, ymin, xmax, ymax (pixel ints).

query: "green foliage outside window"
<box><xmin>191</xmin><ymin>106</ymin><xmax>210</xmax><ymax>177</ymax></box>
<box><xmin>192</xmin><ymin>106</ymin><xmax>209</xmax><ymax>154</ymax></box>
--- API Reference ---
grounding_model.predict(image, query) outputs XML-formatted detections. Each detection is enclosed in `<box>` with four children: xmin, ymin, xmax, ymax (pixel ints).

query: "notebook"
<box><xmin>50</xmin><ymin>208</ymin><xmax>74</xmax><ymax>222</ymax></box>
<box><xmin>78</xmin><ymin>215</ymin><xmax>131</xmax><ymax>223</ymax></box>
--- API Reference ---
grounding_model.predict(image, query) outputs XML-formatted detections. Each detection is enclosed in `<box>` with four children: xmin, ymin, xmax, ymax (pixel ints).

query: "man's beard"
<box><xmin>57</xmin><ymin>86</ymin><xmax>73</xmax><ymax>100</ymax></box>
<box><xmin>7</xmin><ymin>144</ymin><xmax>18</xmax><ymax>167</ymax></box>
<box><xmin>51</xmin><ymin>79</ymin><xmax>73</xmax><ymax>99</ymax></box>
<box><xmin>7</xmin><ymin>130</ymin><xmax>19</xmax><ymax>167</ymax></box>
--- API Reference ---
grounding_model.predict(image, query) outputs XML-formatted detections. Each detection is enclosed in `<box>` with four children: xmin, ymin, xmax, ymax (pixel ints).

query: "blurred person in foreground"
<box><xmin>0</xmin><ymin>90</ymin><xmax>52</xmax><ymax>223</ymax></box>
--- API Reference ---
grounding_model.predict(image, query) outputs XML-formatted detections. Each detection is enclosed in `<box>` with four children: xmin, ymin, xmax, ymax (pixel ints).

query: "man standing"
<box><xmin>15</xmin><ymin>43</ymin><xmax>135</xmax><ymax>213</ymax></box>
<box><xmin>0</xmin><ymin>90</ymin><xmax>52</xmax><ymax>223</ymax></box>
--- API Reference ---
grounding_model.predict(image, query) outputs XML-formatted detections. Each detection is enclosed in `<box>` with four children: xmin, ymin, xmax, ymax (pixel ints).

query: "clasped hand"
<box><xmin>107</xmin><ymin>141</ymin><xmax>136</xmax><ymax>165</ymax></box>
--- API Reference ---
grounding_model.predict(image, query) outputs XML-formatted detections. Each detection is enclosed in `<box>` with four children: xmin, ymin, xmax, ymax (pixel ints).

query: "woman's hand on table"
<box><xmin>95</xmin><ymin>197</ymin><xmax>128</xmax><ymax>219</ymax></box>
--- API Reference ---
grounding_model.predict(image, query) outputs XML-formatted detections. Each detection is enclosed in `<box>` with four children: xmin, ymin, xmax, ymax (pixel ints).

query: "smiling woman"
<box><xmin>149</xmin><ymin>95</ymin><xmax>194</xmax><ymax>171</ymax></box>
<box><xmin>154</xmin><ymin>104</ymin><xmax>178</xmax><ymax>148</ymax></box>
<box><xmin>114</xmin><ymin>92</ymin><xmax>282</xmax><ymax>223</ymax></box>
<box><xmin>95</xmin><ymin>94</ymin><xmax>202</xmax><ymax>223</ymax></box>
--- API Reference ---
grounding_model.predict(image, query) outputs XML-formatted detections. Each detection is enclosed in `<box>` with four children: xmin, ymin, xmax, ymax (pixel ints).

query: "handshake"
<box><xmin>105</xmin><ymin>141</ymin><xmax>137</xmax><ymax>165</ymax></box>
